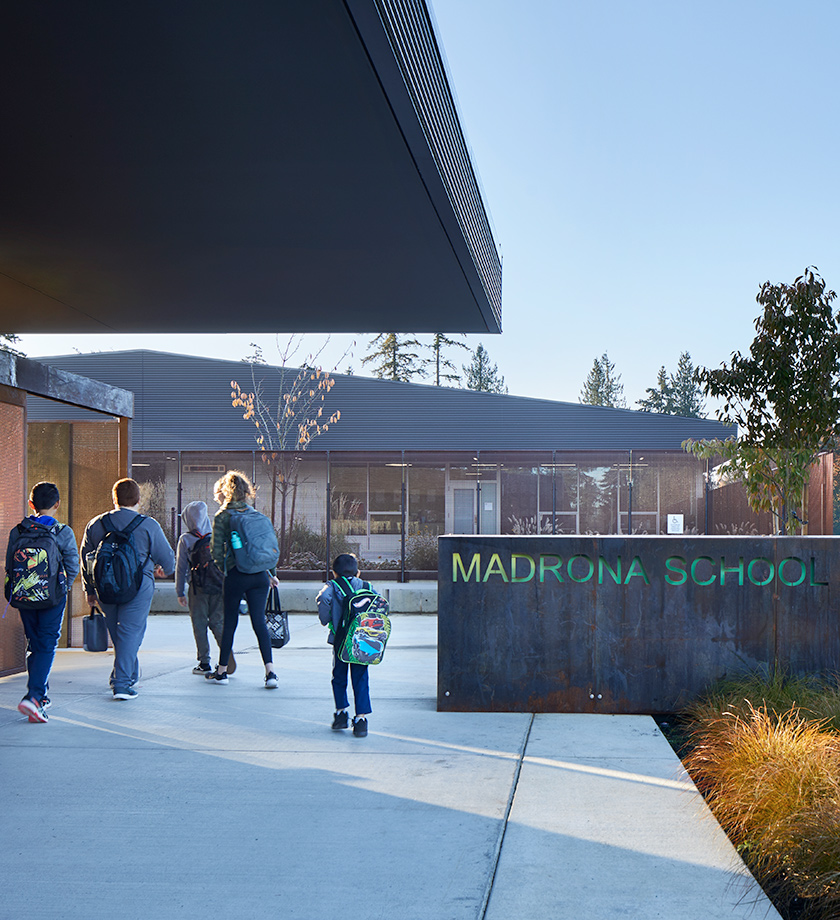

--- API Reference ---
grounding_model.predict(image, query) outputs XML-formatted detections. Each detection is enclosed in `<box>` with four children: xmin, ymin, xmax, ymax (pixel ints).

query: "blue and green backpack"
<box><xmin>331</xmin><ymin>577</ymin><xmax>391</xmax><ymax>666</ymax></box>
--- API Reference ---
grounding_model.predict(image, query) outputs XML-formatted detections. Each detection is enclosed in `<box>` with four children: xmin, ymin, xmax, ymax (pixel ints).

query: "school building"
<box><xmin>1</xmin><ymin>0</ymin><xmax>503</xmax><ymax>674</ymax></box>
<box><xmin>32</xmin><ymin>350</ymin><xmax>836</xmax><ymax>582</ymax></box>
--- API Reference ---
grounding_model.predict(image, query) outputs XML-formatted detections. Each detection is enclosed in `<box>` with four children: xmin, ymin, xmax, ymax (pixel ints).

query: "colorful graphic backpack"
<box><xmin>332</xmin><ymin>577</ymin><xmax>391</xmax><ymax>666</ymax></box>
<box><xmin>4</xmin><ymin>519</ymin><xmax>66</xmax><ymax>609</ymax></box>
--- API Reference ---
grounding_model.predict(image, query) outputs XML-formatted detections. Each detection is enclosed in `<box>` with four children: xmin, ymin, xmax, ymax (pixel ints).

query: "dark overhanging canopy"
<box><xmin>0</xmin><ymin>0</ymin><xmax>502</xmax><ymax>334</ymax></box>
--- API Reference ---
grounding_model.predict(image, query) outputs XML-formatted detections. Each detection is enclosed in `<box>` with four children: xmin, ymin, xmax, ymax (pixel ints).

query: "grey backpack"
<box><xmin>228</xmin><ymin>506</ymin><xmax>280</xmax><ymax>574</ymax></box>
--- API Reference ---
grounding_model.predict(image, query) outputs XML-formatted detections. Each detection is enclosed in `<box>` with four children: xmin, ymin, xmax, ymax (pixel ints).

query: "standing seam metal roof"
<box><xmin>34</xmin><ymin>350</ymin><xmax>731</xmax><ymax>452</ymax></box>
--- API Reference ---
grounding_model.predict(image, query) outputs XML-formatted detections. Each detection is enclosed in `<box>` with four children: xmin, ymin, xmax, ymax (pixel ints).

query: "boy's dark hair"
<box><xmin>332</xmin><ymin>553</ymin><xmax>359</xmax><ymax>578</ymax></box>
<box><xmin>30</xmin><ymin>481</ymin><xmax>60</xmax><ymax>512</ymax></box>
<box><xmin>112</xmin><ymin>478</ymin><xmax>141</xmax><ymax>508</ymax></box>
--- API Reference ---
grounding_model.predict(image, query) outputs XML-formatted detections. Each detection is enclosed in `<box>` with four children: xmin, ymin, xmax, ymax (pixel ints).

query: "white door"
<box><xmin>478</xmin><ymin>481</ymin><xmax>498</xmax><ymax>534</ymax></box>
<box><xmin>452</xmin><ymin>487</ymin><xmax>475</xmax><ymax>533</ymax></box>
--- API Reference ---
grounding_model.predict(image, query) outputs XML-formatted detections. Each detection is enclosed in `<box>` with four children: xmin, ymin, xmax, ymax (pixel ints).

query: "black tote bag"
<box><xmin>265</xmin><ymin>586</ymin><xmax>290</xmax><ymax>649</ymax></box>
<box><xmin>83</xmin><ymin>606</ymin><xmax>109</xmax><ymax>652</ymax></box>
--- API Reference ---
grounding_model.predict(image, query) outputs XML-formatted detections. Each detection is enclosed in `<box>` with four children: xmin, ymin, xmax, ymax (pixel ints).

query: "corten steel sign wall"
<box><xmin>437</xmin><ymin>536</ymin><xmax>840</xmax><ymax>714</ymax></box>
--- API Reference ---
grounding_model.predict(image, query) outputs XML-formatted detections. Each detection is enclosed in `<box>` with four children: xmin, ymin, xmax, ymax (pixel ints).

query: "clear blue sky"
<box><xmin>20</xmin><ymin>0</ymin><xmax>840</xmax><ymax>409</ymax></box>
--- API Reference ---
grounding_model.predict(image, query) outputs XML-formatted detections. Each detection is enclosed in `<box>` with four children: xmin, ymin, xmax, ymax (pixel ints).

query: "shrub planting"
<box><xmin>680</xmin><ymin>674</ymin><xmax>840</xmax><ymax>919</ymax></box>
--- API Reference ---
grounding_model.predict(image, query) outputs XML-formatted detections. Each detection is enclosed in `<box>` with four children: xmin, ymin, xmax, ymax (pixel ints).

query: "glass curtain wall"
<box><xmin>329</xmin><ymin>452</ymin><xmax>404</xmax><ymax>570</ymax></box>
<box><xmin>122</xmin><ymin>448</ymin><xmax>834</xmax><ymax>577</ymax></box>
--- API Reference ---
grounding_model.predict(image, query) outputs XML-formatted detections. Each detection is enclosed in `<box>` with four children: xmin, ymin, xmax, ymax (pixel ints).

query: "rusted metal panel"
<box><xmin>0</xmin><ymin>354</ymin><xmax>133</xmax><ymax>418</ymax></box>
<box><xmin>437</xmin><ymin>536</ymin><xmax>840</xmax><ymax>713</ymax></box>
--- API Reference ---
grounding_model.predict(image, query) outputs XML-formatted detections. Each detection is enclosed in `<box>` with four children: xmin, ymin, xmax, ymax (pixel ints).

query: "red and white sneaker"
<box><xmin>18</xmin><ymin>697</ymin><xmax>48</xmax><ymax>723</ymax></box>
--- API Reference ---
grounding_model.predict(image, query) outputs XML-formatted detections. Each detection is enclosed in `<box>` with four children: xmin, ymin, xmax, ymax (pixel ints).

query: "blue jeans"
<box><xmin>331</xmin><ymin>651</ymin><xmax>371</xmax><ymax>716</ymax></box>
<box><xmin>18</xmin><ymin>597</ymin><xmax>67</xmax><ymax>701</ymax></box>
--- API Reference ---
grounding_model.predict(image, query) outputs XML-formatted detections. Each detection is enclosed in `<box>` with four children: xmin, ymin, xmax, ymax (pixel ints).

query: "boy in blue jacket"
<box><xmin>316</xmin><ymin>553</ymin><xmax>372</xmax><ymax>738</ymax></box>
<box><xmin>5</xmin><ymin>481</ymin><xmax>80</xmax><ymax>723</ymax></box>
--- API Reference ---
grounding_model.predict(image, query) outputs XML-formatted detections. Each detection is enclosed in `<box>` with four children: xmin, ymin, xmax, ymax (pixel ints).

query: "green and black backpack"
<box><xmin>331</xmin><ymin>577</ymin><xmax>392</xmax><ymax>666</ymax></box>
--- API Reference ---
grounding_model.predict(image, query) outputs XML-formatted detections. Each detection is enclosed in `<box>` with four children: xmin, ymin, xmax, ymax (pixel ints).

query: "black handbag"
<box><xmin>265</xmin><ymin>586</ymin><xmax>290</xmax><ymax>649</ymax></box>
<box><xmin>83</xmin><ymin>606</ymin><xmax>109</xmax><ymax>652</ymax></box>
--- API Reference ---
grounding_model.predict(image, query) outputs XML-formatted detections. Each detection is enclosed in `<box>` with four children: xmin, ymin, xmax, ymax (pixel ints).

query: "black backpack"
<box><xmin>87</xmin><ymin>513</ymin><xmax>148</xmax><ymax>605</ymax></box>
<box><xmin>4</xmin><ymin>519</ymin><xmax>67</xmax><ymax>609</ymax></box>
<box><xmin>188</xmin><ymin>534</ymin><xmax>223</xmax><ymax>595</ymax></box>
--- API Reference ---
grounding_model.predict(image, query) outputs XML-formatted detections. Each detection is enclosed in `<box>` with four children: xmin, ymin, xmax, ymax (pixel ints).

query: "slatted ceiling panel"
<box><xmin>373</xmin><ymin>0</ymin><xmax>502</xmax><ymax>326</ymax></box>
<box><xmin>34</xmin><ymin>350</ymin><xmax>732</xmax><ymax>452</ymax></box>
<box><xmin>0</xmin><ymin>400</ymin><xmax>26</xmax><ymax>675</ymax></box>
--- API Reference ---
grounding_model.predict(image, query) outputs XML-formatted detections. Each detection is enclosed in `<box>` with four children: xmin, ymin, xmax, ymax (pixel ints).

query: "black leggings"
<box><xmin>218</xmin><ymin>568</ymin><xmax>273</xmax><ymax>666</ymax></box>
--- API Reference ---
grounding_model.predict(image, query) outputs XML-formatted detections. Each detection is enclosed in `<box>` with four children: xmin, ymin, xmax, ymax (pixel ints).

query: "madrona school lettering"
<box><xmin>452</xmin><ymin>552</ymin><xmax>829</xmax><ymax>588</ymax></box>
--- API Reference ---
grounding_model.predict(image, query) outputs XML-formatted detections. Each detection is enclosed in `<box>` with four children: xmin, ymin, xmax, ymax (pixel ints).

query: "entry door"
<box><xmin>453</xmin><ymin>488</ymin><xmax>475</xmax><ymax>534</ymax></box>
<box><xmin>479</xmin><ymin>482</ymin><xmax>497</xmax><ymax>534</ymax></box>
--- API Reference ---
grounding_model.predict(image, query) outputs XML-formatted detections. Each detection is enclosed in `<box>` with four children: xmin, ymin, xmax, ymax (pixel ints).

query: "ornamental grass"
<box><xmin>681</xmin><ymin>681</ymin><xmax>840</xmax><ymax>919</ymax></box>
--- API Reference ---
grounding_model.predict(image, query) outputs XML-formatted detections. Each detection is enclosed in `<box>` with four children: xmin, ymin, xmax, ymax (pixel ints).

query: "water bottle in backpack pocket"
<box><xmin>227</xmin><ymin>506</ymin><xmax>279</xmax><ymax>574</ymax></box>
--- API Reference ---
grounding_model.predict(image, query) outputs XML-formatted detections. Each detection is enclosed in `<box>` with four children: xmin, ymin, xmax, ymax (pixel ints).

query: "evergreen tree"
<box><xmin>638</xmin><ymin>366</ymin><xmax>673</xmax><ymax>413</ymax></box>
<box><xmin>243</xmin><ymin>342</ymin><xmax>267</xmax><ymax>364</ymax></box>
<box><xmin>670</xmin><ymin>352</ymin><xmax>705</xmax><ymax>417</ymax></box>
<box><xmin>580</xmin><ymin>353</ymin><xmax>625</xmax><ymax>407</ymax></box>
<box><xmin>0</xmin><ymin>334</ymin><xmax>24</xmax><ymax>357</ymax></box>
<box><xmin>427</xmin><ymin>333</ymin><xmax>468</xmax><ymax>386</ymax></box>
<box><xmin>362</xmin><ymin>333</ymin><xmax>425</xmax><ymax>382</ymax></box>
<box><xmin>463</xmin><ymin>343</ymin><xmax>507</xmax><ymax>393</ymax></box>
<box><xmin>638</xmin><ymin>352</ymin><xmax>704</xmax><ymax>417</ymax></box>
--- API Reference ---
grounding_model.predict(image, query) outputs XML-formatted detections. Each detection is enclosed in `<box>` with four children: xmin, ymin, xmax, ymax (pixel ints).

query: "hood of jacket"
<box><xmin>181</xmin><ymin>501</ymin><xmax>211</xmax><ymax>535</ymax></box>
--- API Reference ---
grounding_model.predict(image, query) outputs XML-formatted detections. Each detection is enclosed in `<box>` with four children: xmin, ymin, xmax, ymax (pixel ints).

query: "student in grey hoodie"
<box><xmin>175</xmin><ymin>500</ymin><xmax>234</xmax><ymax>675</ymax></box>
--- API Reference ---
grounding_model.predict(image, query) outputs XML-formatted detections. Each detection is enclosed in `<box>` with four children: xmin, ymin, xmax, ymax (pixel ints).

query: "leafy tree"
<box><xmin>638</xmin><ymin>352</ymin><xmax>705</xmax><ymax>417</ymax></box>
<box><xmin>231</xmin><ymin>335</ymin><xmax>343</xmax><ymax>562</ymax></box>
<box><xmin>0</xmin><ymin>334</ymin><xmax>24</xmax><ymax>357</ymax></box>
<box><xmin>427</xmin><ymin>332</ymin><xmax>468</xmax><ymax>386</ymax></box>
<box><xmin>463</xmin><ymin>343</ymin><xmax>507</xmax><ymax>393</ymax></box>
<box><xmin>362</xmin><ymin>333</ymin><xmax>426</xmax><ymax>382</ymax></box>
<box><xmin>685</xmin><ymin>268</ymin><xmax>840</xmax><ymax>534</ymax></box>
<box><xmin>580</xmin><ymin>352</ymin><xmax>625</xmax><ymax>407</ymax></box>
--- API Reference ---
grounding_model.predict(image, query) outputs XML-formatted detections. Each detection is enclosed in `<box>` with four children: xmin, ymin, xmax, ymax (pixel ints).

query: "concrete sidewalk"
<box><xmin>1</xmin><ymin>615</ymin><xmax>779</xmax><ymax>920</ymax></box>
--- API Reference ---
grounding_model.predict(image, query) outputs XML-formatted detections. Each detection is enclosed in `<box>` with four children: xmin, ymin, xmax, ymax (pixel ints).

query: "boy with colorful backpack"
<box><xmin>317</xmin><ymin>553</ymin><xmax>390</xmax><ymax>738</ymax></box>
<box><xmin>5</xmin><ymin>481</ymin><xmax>80</xmax><ymax>723</ymax></box>
<box><xmin>175</xmin><ymin>500</ymin><xmax>234</xmax><ymax>675</ymax></box>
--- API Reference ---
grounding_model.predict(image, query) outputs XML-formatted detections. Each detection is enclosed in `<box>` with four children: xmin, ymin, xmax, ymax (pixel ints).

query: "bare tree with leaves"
<box><xmin>686</xmin><ymin>268</ymin><xmax>840</xmax><ymax>534</ymax></box>
<box><xmin>231</xmin><ymin>336</ymin><xmax>344</xmax><ymax>562</ymax></box>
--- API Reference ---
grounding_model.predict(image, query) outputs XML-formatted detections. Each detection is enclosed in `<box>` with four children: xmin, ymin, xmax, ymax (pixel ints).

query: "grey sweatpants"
<box><xmin>188</xmin><ymin>590</ymin><xmax>224</xmax><ymax>665</ymax></box>
<box><xmin>101</xmin><ymin>579</ymin><xmax>154</xmax><ymax>692</ymax></box>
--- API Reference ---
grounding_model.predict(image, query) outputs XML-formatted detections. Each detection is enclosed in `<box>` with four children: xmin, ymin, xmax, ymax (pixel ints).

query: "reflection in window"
<box><xmin>408</xmin><ymin>466</ymin><xmax>445</xmax><ymax>534</ymax></box>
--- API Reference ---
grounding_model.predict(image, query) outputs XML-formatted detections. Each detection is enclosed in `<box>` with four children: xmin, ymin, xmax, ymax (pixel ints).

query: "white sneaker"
<box><xmin>264</xmin><ymin>672</ymin><xmax>278</xmax><ymax>689</ymax></box>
